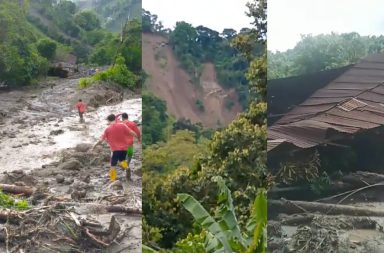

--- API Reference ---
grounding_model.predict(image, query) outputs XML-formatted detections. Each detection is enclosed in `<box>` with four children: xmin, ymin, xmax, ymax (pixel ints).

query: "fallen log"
<box><xmin>269</xmin><ymin>199</ymin><xmax>384</xmax><ymax>217</ymax></box>
<box><xmin>0</xmin><ymin>210</ymin><xmax>24</xmax><ymax>224</ymax></box>
<box><xmin>54</xmin><ymin>202</ymin><xmax>142</xmax><ymax>215</ymax></box>
<box><xmin>316</xmin><ymin>183</ymin><xmax>384</xmax><ymax>203</ymax></box>
<box><xmin>342</xmin><ymin>171</ymin><xmax>384</xmax><ymax>187</ymax></box>
<box><xmin>277</xmin><ymin>213</ymin><xmax>378</xmax><ymax>230</ymax></box>
<box><xmin>278</xmin><ymin>213</ymin><xmax>315</xmax><ymax>226</ymax></box>
<box><xmin>0</xmin><ymin>184</ymin><xmax>34</xmax><ymax>196</ymax></box>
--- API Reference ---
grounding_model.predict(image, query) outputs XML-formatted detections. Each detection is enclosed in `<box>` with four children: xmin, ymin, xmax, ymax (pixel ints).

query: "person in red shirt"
<box><xmin>116</xmin><ymin>113</ymin><xmax>141</xmax><ymax>180</ymax></box>
<box><xmin>75</xmin><ymin>99</ymin><xmax>86</xmax><ymax>123</ymax></box>
<box><xmin>92</xmin><ymin>114</ymin><xmax>137</xmax><ymax>182</ymax></box>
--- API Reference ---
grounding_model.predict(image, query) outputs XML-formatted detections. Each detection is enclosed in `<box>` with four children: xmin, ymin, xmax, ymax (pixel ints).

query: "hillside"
<box><xmin>75</xmin><ymin>0</ymin><xmax>141</xmax><ymax>32</ymax></box>
<box><xmin>142</xmin><ymin>33</ymin><xmax>242</xmax><ymax>128</ymax></box>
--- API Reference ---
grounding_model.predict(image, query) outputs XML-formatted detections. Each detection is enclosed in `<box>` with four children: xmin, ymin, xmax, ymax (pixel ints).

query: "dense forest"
<box><xmin>142</xmin><ymin>0</ymin><xmax>268</xmax><ymax>252</ymax></box>
<box><xmin>143</xmin><ymin>9</ymin><xmax>254</xmax><ymax>109</ymax></box>
<box><xmin>0</xmin><ymin>0</ymin><xmax>141</xmax><ymax>89</ymax></box>
<box><xmin>268</xmin><ymin>32</ymin><xmax>384</xmax><ymax>79</ymax></box>
<box><xmin>75</xmin><ymin>0</ymin><xmax>141</xmax><ymax>32</ymax></box>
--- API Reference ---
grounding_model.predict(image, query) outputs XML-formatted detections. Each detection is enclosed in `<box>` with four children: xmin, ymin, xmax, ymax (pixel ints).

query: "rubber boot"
<box><xmin>120</xmin><ymin>160</ymin><xmax>128</xmax><ymax>170</ymax></box>
<box><xmin>109</xmin><ymin>167</ymin><xmax>117</xmax><ymax>182</ymax></box>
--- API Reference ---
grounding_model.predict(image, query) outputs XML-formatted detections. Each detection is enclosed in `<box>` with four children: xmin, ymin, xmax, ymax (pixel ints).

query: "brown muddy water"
<box><xmin>0</xmin><ymin>78</ymin><xmax>141</xmax><ymax>173</ymax></box>
<box><xmin>0</xmin><ymin>78</ymin><xmax>142</xmax><ymax>253</ymax></box>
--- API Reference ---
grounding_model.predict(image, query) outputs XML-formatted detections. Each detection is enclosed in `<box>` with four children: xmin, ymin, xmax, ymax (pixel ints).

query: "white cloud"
<box><xmin>269</xmin><ymin>0</ymin><xmax>384</xmax><ymax>52</ymax></box>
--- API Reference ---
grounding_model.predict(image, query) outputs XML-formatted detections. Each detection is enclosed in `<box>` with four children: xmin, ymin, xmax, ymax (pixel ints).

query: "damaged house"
<box><xmin>268</xmin><ymin>53</ymin><xmax>384</xmax><ymax>183</ymax></box>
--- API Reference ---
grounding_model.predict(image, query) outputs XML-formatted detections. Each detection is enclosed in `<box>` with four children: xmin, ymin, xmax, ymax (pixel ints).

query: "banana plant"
<box><xmin>142</xmin><ymin>244</ymin><xmax>159</xmax><ymax>253</ymax></box>
<box><xmin>177</xmin><ymin>176</ymin><xmax>267</xmax><ymax>253</ymax></box>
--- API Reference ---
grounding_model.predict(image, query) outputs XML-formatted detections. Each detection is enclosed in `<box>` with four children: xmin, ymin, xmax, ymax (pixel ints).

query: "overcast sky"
<box><xmin>269</xmin><ymin>0</ymin><xmax>384</xmax><ymax>52</ymax></box>
<box><xmin>143</xmin><ymin>0</ymin><xmax>252</xmax><ymax>33</ymax></box>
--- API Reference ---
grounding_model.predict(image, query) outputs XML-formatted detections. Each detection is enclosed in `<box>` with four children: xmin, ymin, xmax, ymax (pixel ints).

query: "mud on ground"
<box><xmin>0</xmin><ymin>77</ymin><xmax>142</xmax><ymax>252</ymax></box>
<box><xmin>0</xmin><ymin>143</ymin><xmax>142</xmax><ymax>253</ymax></box>
<box><xmin>268</xmin><ymin>184</ymin><xmax>384</xmax><ymax>253</ymax></box>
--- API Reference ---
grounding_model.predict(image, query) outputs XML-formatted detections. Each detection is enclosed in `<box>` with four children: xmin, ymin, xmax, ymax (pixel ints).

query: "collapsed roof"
<box><xmin>268</xmin><ymin>65</ymin><xmax>351</xmax><ymax>125</ymax></box>
<box><xmin>268</xmin><ymin>53</ymin><xmax>384</xmax><ymax>152</ymax></box>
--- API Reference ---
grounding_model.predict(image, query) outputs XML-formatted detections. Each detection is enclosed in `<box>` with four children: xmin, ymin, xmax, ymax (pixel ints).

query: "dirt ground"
<box><xmin>142</xmin><ymin>33</ymin><xmax>241</xmax><ymax>128</ymax></box>
<box><xmin>0</xmin><ymin>77</ymin><xmax>142</xmax><ymax>252</ymax></box>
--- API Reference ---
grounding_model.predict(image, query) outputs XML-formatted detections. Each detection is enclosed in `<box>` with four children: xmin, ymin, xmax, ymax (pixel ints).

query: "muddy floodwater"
<box><xmin>0</xmin><ymin>78</ymin><xmax>141</xmax><ymax>173</ymax></box>
<box><xmin>0</xmin><ymin>78</ymin><xmax>142</xmax><ymax>252</ymax></box>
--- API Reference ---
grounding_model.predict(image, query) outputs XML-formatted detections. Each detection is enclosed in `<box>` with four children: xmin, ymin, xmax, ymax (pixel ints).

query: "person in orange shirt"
<box><xmin>92</xmin><ymin>114</ymin><xmax>137</xmax><ymax>182</ymax></box>
<box><xmin>75</xmin><ymin>99</ymin><xmax>86</xmax><ymax>123</ymax></box>
<box><xmin>116</xmin><ymin>113</ymin><xmax>141</xmax><ymax>180</ymax></box>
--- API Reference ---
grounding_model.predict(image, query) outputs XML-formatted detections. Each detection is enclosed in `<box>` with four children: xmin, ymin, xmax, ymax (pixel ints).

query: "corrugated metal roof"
<box><xmin>268</xmin><ymin>53</ymin><xmax>384</xmax><ymax>150</ymax></box>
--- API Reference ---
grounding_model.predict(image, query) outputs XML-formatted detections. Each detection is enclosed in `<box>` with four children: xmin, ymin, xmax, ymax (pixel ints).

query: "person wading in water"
<box><xmin>75</xmin><ymin>99</ymin><xmax>86</xmax><ymax>123</ymax></box>
<box><xmin>116</xmin><ymin>113</ymin><xmax>141</xmax><ymax>180</ymax></box>
<box><xmin>91</xmin><ymin>114</ymin><xmax>138</xmax><ymax>182</ymax></box>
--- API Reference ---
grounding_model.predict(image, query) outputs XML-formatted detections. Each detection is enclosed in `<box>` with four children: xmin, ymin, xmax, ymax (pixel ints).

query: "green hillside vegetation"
<box><xmin>76</xmin><ymin>0</ymin><xmax>141</xmax><ymax>32</ymax></box>
<box><xmin>268</xmin><ymin>32</ymin><xmax>384</xmax><ymax>79</ymax></box>
<box><xmin>142</xmin><ymin>1</ymin><xmax>267</xmax><ymax>251</ymax></box>
<box><xmin>143</xmin><ymin>9</ymin><xmax>254</xmax><ymax>109</ymax></box>
<box><xmin>0</xmin><ymin>0</ymin><xmax>141</xmax><ymax>89</ymax></box>
<box><xmin>0</xmin><ymin>0</ymin><xmax>50</xmax><ymax>87</ymax></box>
<box><xmin>93</xmin><ymin>0</ymin><xmax>141</xmax><ymax>32</ymax></box>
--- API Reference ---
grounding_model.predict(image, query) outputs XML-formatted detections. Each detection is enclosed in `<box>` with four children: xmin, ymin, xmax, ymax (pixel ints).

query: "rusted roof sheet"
<box><xmin>268</xmin><ymin>53</ymin><xmax>384</xmax><ymax>150</ymax></box>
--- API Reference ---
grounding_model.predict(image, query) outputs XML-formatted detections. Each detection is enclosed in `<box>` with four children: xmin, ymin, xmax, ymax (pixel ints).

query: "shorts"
<box><xmin>127</xmin><ymin>146</ymin><xmax>134</xmax><ymax>157</ymax></box>
<box><xmin>110</xmin><ymin>150</ymin><xmax>127</xmax><ymax>166</ymax></box>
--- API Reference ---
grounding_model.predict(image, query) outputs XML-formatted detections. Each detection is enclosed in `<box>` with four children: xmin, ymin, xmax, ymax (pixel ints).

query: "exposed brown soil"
<box><xmin>142</xmin><ymin>33</ymin><xmax>241</xmax><ymax>128</ymax></box>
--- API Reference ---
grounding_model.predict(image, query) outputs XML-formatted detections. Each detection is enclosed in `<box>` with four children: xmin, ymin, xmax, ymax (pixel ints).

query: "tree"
<box><xmin>268</xmin><ymin>32</ymin><xmax>384</xmax><ymax>79</ymax></box>
<box><xmin>0</xmin><ymin>1</ymin><xmax>49</xmax><ymax>87</ymax></box>
<box><xmin>221</xmin><ymin>28</ymin><xmax>237</xmax><ymax>39</ymax></box>
<box><xmin>36</xmin><ymin>38</ymin><xmax>57</xmax><ymax>60</ymax></box>
<box><xmin>142</xmin><ymin>93</ymin><xmax>168</xmax><ymax>146</ymax></box>
<box><xmin>142</xmin><ymin>9</ymin><xmax>152</xmax><ymax>32</ymax></box>
<box><xmin>74</xmin><ymin>11</ymin><xmax>101</xmax><ymax>31</ymax></box>
<box><xmin>57</xmin><ymin>0</ymin><xmax>76</xmax><ymax>15</ymax></box>
<box><xmin>142</xmin><ymin>1</ymin><xmax>268</xmax><ymax>251</ymax></box>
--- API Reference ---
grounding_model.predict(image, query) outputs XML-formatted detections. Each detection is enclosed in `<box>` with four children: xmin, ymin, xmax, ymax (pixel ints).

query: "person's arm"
<box><xmin>133</xmin><ymin>124</ymin><xmax>141</xmax><ymax>143</ymax></box>
<box><xmin>91</xmin><ymin>139</ymin><xmax>103</xmax><ymax>150</ymax></box>
<box><xmin>92</xmin><ymin>131</ymin><xmax>107</xmax><ymax>150</ymax></box>
<box><xmin>124</xmin><ymin>125</ymin><xmax>137</xmax><ymax>138</ymax></box>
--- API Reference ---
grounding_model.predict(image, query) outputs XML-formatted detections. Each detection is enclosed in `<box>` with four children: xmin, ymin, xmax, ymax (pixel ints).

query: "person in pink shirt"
<box><xmin>75</xmin><ymin>99</ymin><xmax>86</xmax><ymax>123</ymax></box>
<box><xmin>92</xmin><ymin>114</ymin><xmax>137</xmax><ymax>182</ymax></box>
<box><xmin>116</xmin><ymin>113</ymin><xmax>141</xmax><ymax>180</ymax></box>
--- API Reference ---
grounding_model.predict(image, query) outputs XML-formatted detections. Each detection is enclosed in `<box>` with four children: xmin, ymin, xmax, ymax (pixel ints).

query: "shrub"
<box><xmin>79</xmin><ymin>77</ymin><xmax>92</xmax><ymax>89</ymax></box>
<box><xmin>195</xmin><ymin>99</ymin><xmax>204</xmax><ymax>111</ymax></box>
<box><xmin>82</xmin><ymin>55</ymin><xmax>139</xmax><ymax>89</ymax></box>
<box><xmin>0</xmin><ymin>190</ymin><xmax>29</xmax><ymax>210</ymax></box>
<box><xmin>37</xmin><ymin>38</ymin><xmax>57</xmax><ymax>60</ymax></box>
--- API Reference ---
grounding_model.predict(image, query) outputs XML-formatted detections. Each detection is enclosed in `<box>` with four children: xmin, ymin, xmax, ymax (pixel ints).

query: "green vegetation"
<box><xmin>0</xmin><ymin>0</ymin><xmax>49</xmax><ymax>87</ymax></box>
<box><xmin>143</xmin><ymin>1</ymin><xmax>267</xmax><ymax>251</ymax></box>
<box><xmin>74</xmin><ymin>10</ymin><xmax>100</xmax><ymax>31</ymax></box>
<box><xmin>37</xmin><ymin>38</ymin><xmax>57</xmax><ymax>60</ymax></box>
<box><xmin>142</xmin><ymin>9</ymin><xmax>253</xmax><ymax>109</ymax></box>
<box><xmin>268</xmin><ymin>32</ymin><xmax>384</xmax><ymax>79</ymax></box>
<box><xmin>0</xmin><ymin>0</ymin><xmax>141</xmax><ymax>90</ymax></box>
<box><xmin>142</xmin><ymin>92</ymin><xmax>169</xmax><ymax>147</ymax></box>
<box><xmin>79</xmin><ymin>55</ymin><xmax>138</xmax><ymax>89</ymax></box>
<box><xmin>225</xmin><ymin>99</ymin><xmax>235</xmax><ymax>110</ymax></box>
<box><xmin>77</xmin><ymin>0</ymin><xmax>141</xmax><ymax>32</ymax></box>
<box><xmin>0</xmin><ymin>191</ymin><xmax>29</xmax><ymax>210</ymax></box>
<box><xmin>176</xmin><ymin>177</ymin><xmax>267</xmax><ymax>253</ymax></box>
<box><xmin>195</xmin><ymin>99</ymin><xmax>205</xmax><ymax>111</ymax></box>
